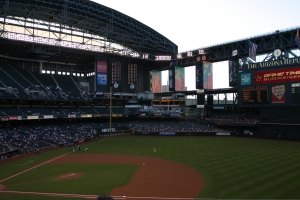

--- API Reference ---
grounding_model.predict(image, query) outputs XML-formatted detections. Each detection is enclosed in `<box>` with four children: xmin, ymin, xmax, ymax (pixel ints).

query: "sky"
<box><xmin>93</xmin><ymin>0</ymin><xmax>300</xmax><ymax>90</ymax></box>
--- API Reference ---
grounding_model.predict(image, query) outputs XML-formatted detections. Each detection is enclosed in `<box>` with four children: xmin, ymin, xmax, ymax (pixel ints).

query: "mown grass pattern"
<box><xmin>0</xmin><ymin>147</ymin><xmax>71</xmax><ymax>180</ymax></box>
<box><xmin>4</xmin><ymin>163</ymin><xmax>137</xmax><ymax>195</ymax></box>
<box><xmin>1</xmin><ymin>136</ymin><xmax>300</xmax><ymax>199</ymax></box>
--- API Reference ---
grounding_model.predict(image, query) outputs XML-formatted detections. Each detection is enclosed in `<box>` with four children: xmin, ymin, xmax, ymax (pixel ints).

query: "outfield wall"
<box><xmin>132</xmin><ymin>131</ymin><xmax>233</xmax><ymax>136</ymax></box>
<box><xmin>235</xmin><ymin>124</ymin><xmax>300</xmax><ymax>141</ymax></box>
<box><xmin>131</xmin><ymin>124</ymin><xmax>300</xmax><ymax>141</ymax></box>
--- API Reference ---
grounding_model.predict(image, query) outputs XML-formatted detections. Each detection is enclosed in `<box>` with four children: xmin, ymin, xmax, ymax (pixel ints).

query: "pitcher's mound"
<box><xmin>59</xmin><ymin>173</ymin><xmax>83</xmax><ymax>179</ymax></box>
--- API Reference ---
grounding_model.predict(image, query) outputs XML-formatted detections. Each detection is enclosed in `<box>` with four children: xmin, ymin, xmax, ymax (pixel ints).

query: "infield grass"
<box><xmin>4</xmin><ymin>163</ymin><xmax>137</xmax><ymax>194</ymax></box>
<box><xmin>1</xmin><ymin>136</ymin><xmax>300</xmax><ymax>199</ymax></box>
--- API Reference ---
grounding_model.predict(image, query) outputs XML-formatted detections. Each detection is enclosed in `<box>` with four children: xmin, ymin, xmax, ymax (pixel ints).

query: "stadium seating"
<box><xmin>0</xmin><ymin>63</ymin><xmax>31</xmax><ymax>99</ymax></box>
<box><xmin>93</xmin><ymin>106</ymin><xmax>110</xmax><ymax>115</ymax></box>
<box><xmin>0</xmin><ymin>62</ymin><xmax>92</xmax><ymax>102</ymax></box>
<box><xmin>33</xmin><ymin>73</ymin><xmax>67</xmax><ymax>101</ymax></box>
<box><xmin>0</xmin><ymin>107</ymin><xmax>26</xmax><ymax>116</ymax></box>
<box><xmin>79</xmin><ymin>107</ymin><xmax>98</xmax><ymax>114</ymax></box>
<box><xmin>53</xmin><ymin>74</ymin><xmax>85</xmax><ymax>101</ymax></box>
<box><xmin>11</xmin><ymin>65</ymin><xmax>51</xmax><ymax>100</ymax></box>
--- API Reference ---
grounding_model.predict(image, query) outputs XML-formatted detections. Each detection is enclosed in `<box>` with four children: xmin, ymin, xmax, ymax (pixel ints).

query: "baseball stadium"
<box><xmin>1</xmin><ymin>0</ymin><xmax>300</xmax><ymax>199</ymax></box>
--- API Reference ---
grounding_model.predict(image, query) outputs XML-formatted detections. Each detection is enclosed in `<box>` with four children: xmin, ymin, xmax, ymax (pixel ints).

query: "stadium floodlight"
<box><xmin>232</xmin><ymin>50</ymin><xmax>238</xmax><ymax>56</ymax></box>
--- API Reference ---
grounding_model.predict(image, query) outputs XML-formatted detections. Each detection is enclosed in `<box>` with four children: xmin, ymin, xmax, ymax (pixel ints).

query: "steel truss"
<box><xmin>0</xmin><ymin>0</ymin><xmax>178</xmax><ymax>57</ymax></box>
<box><xmin>176</xmin><ymin>27</ymin><xmax>300</xmax><ymax>67</ymax></box>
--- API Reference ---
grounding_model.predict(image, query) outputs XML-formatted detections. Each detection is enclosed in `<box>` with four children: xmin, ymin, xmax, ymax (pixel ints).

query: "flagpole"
<box><xmin>110</xmin><ymin>86</ymin><xmax>112</xmax><ymax>137</ymax></box>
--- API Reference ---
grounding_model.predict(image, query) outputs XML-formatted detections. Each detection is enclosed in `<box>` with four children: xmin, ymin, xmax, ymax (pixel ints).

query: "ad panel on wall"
<box><xmin>152</xmin><ymin>70</ymin><xmax>162</xmax><ymax>93</ymax></box>
<box><xmin>195</xmin><ymin>62</ymin><xmax>203</xmax><ymax>89</ymax></box>
<box><xmin>203</xmin><ymin>61</ymin><xmax>213</xmax><ymax>89</ymax></box>
<box><xmin>96</xmin><ymin>61</ymin><xmax>107</xmax><ymax>85</ymax></box>
<box><xmin>175</xmin><ymin>66</ymin><xmax>185</xmax><ymax>91</ymax></box>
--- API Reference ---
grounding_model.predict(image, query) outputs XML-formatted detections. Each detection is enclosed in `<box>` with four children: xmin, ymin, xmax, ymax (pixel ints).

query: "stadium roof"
<box><xmin>0</xmin><ymin>0</ymin><xmax>178</xmax><ymax>63</ymax></box>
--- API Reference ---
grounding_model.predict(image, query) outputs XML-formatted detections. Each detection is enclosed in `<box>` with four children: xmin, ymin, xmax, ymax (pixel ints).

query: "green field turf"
<box><xmin>1</xmin><ymin>136</ymin><xmax>300</xmax><ymax>199</ymax></box>
<box><xmin>4</xmin><ymin>163</ymin><xmax>137</xmax><ymax>194</ymax></box>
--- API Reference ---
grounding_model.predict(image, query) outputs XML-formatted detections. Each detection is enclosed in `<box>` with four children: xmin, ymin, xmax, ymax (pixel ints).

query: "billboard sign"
<box><xmin>241</xmin><ymin>73</ymin><xmax>251</xmax><ymax>85</ymax></box>
<box><xmin>175</xmin><ymin>66</ymin><xmax>185</xmax><ymax>91</ymax></box>
<box><xmin>195</xmin><ymin>62</ymin><xmax>203</xmax><ymax>89</ymax></box>
<box><xmin>169</xmin><ymin>68</ymin><xmax>175</xmax><ymax>91</ymax></box>
<box><xmin>97</xmin><ymin>73</ymin><xmax>107</xmax><ymax>85</ymax></box>
<box><xmin>254</xmin><ymin>67</ymin><xmax>300</xmax><ymax>84</ymax></box>
<box><xmin>203</xmin><ymin>61</ymin><xmax>213</xmax><ymax>89</ymax></box>
<box><xmin>152</xmin><ymin>70</ymin><xmax>162</xmax><ymax>93</ymax></box>
<box><xmin>271</xmin><ymin>85</ymin><xmax>286</xmax><ymax>104</ymax></box>
<box><xmin>97</xmin><ymin>61</ymin><xmax>107</xmax><ymax>73</ymax></box>
<box><xmin>97</xmin><ymin>61</ymin><xmax>107</xmax><ymax>85</ymax></box>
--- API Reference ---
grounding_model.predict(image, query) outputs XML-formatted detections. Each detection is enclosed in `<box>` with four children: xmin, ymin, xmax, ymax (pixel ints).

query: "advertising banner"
<box><xmin>175</xmin><ymin>66</ymin><xmax>185</xmax><ymax>91</ymax></box>
<box><xmin>96</xmin><ymin>61</ymin><xmax>107</xmax><ymax>85</ymax></box>
<box><xmin>271</xmin><ymin>85</ymin><xmax>286</xmax><ymax>104</ymax></box>
<box><xmin>97</xmin><ymin>73</ymin><xmax>107</xmax><ymax>85</ymax></box>
<box><xmin>98</xmin><ymin>114</ymin><xmax>110</xmax><ymax>117</ymax></box>
<box><xmin>216</xmin><ymin>132</ymin><xmax>231</xmax><ymax>136</ymax></box>
<box><xmin>169</xmin><ymin>67</ymin><xmax>175</xmax><ymax>91</ymax></box>
<box><xmin>27</xmin><ymin>116</ymin><xmax>39</xmax><ymax>120</ymax></box>
<box><xmin>97</xmin><ymin>61</ymin><xmax>107</xmax><ymax>73</ymax></box>
<box><xmin>195</xmin><ymin>62</ymin><xmax>203</xmax><ymax>89</ymax></box>
<box><xmin>159</xmin><ymin>132</ymin><xmax>176</xmax><ymax>136</ymax></box>
<box><xmin>43</xmin><ymin>115</ymin><xmax>54</xmax><ymax>119</ymax></box>
<box><xmin>254</xmin><ymin>67</ymin><xmax>300</xmax><ymax>84</ymax></box>
<box><xmin>1</xmin><ymin>117</ymin><xmax>8</xmax><ymax>121</ymax></box>
<box><xmin>112</xmin><ymin>114</ymin><xmax>122</xmax><ymax>117</ymax></box>
<box><xmin>81</xmin><ymin>114</ymin><xmax>92</xmax><ymax>118</ymax></box>
<box><xmin>8</xmin><ymin>116</ymin><xmax>20</xmax><ymax>120</ymax></box>
<box><xmin>152</xmin><ymin>70</ymin><xmax>162</xmax><ymax>93</ymax></box>
<box><xmin>100</xmin><ymin>128</ymin><xmax>116</xmax><ymax>133</ymax></box>
<box><xmin>241</xmin><ymin>73</ymin><xmax>251</xmax><ymax>85</ymax></box>
<box><xmin>203</xmin><ymin>61</ymin><xmax>213</xmax><ymax>89</ymax></box>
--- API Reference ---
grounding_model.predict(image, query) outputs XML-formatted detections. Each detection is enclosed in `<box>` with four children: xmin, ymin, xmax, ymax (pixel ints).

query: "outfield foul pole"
<box><xmin>110</xmin><ymin>86</ymin><xmax>112</xmax><ymax>137</ymax></box>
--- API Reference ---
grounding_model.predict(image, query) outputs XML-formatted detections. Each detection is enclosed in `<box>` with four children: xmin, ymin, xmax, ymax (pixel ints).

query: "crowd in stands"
<box><xmin>123</xmin><ymin>120</ymin><xmax>217</xmax><ymax>132</ymax></box>
<box><xmin>0</xmin><ymin>106</ymin><xmax>127</xmax><ymax>118</ymax></box>
<box><xmin>0</xmin><ymin>119</ymin><xmax>228</xmax><ymax>160</ymax></box>
<box><xmin>0</xmin><ymin>123</ymin><xmax>99</xmax><ymax>160</ymax></box>
<box><xmin>188</xmin><ymin>113</ymin><xmax>260</xmax><ymax>126</ymax></box>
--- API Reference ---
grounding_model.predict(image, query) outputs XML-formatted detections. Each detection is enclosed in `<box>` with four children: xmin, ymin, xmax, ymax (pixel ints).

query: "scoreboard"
<box><xmin>237</xmin><ymin>61</ymin><xmax>300</xmax><ymax>107</ymax></box>
<box><xmin>241</xmin><ymin>86</ymin><xmax>268</xmax><ymax>104</ymax></box>
<box><xmin>291</xmin><ymin>83</ymin><xmax>300</xmax><ymax>105</ymax></box>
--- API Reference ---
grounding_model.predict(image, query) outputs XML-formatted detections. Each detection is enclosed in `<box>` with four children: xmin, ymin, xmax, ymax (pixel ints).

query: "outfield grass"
<box><xmin>1</xmin><ymin>136</ymin><xmax>300</xmax><ymax>199</ymax></box>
